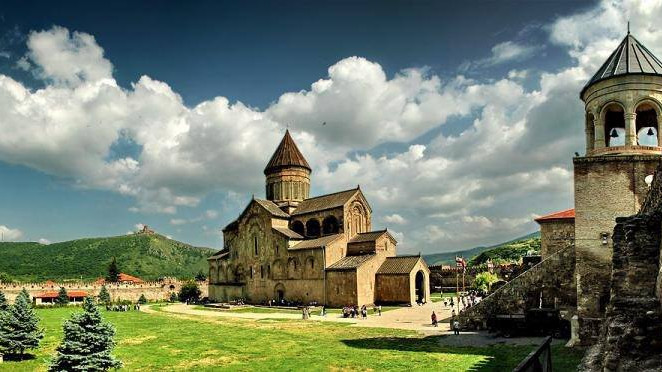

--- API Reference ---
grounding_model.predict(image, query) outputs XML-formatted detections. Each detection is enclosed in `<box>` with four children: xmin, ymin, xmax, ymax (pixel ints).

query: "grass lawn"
<box><xmin>431</xmin><ymin>292</ymin><xmax>459</xmax><ymax>302</ymax></box>
<box><xmin>0</xmin><ymin>306</ymin><xmax>584</xmax><ymax>371</ymax></box>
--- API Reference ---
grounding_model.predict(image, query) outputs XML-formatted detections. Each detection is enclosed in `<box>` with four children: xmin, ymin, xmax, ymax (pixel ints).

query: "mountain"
<box><xmin>0</xmin><ymin>233</ymin><xmax>218</xmax><ymax>282</ymax></box>
<box><xmin>423</xmin><ymin>231</ymin><xmax>541</xmax><ymax>266</ymax></box>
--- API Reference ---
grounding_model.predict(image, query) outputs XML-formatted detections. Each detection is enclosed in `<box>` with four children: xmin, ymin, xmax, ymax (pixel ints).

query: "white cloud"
<box><xmin>169</xmin><ymin>218</ymin><xmax>187</xmax><ymax>226</ymax></box>
<box><xmin>205</xmin><ymin>210</ymin><xmax>219</xmax><ymax>219</ymax></box>
<box><xmin>460</xmin><ymin>42</ymin><xmax>541</xmax><ymax>72</ymax></box>
<box><xmin>0</xmin><ymin>225</ymin><xmax>23</xmax><ymax>241</ymax></box>
<box><xmin>384</xmin><ymin>214</ymin><xmax>407</xmax><ymax>225</ymax></box>
<box><xmin>38</xmin><ymin>238</ymin><xmax>51</xmax><ymax>245</ymax></box>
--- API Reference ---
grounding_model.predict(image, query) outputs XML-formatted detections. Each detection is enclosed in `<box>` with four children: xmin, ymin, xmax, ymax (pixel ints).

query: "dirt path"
<box><xmin>143</xmin><ymin>303</ymin><xmax>552</xmax><ymax>346</ymax></box>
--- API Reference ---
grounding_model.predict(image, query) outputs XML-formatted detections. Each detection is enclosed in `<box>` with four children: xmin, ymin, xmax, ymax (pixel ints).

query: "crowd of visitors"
<box><xmin>105</xmin><ymin>303</ymin><xmax>140</xmax><ymax>311</ymax></box>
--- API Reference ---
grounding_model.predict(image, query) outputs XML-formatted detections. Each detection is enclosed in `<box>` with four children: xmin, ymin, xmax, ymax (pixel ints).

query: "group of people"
<box><xmin>342</xmin><ymin>305</ymin><xmax>370</xmax><ymax>319</ymax></box>
<box><xmin>441</xmin><ymin>291</ymin><xmax>482</xmax><ymax>311</ymax></box>
<box><xmin>105</xmin><ymin>303</ymin><xmax>140</xmax><ymax>312</ymax></box>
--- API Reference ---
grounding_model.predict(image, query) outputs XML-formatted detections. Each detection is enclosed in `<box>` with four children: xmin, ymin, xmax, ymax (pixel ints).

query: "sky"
<box><xmin>0</xmin><ymin>0</ymin><xmax>657</xmax><ymax>254</ymax></box>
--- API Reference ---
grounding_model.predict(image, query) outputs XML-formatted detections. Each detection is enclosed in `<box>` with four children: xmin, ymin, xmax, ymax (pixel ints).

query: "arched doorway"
<box><xmin>415</xmin><ymin>271</ymin><xmax>425</xmax><ymax>303</ymax></box>
<box><xmin>274</xmin><ymin>283</ymin><xmax>286</xmax><ymax>302</ymax></box>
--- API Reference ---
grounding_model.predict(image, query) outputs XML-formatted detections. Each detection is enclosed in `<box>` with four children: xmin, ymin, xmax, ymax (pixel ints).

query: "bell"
<box><xmin>610</xmin><ymin>128</ymin><xmax>619</xmax><ymax>138</ymax></box>
<box><xmin>648</xmin><ymin>127</ymin><xmax>655</xmax><ymax>136</ymax></box>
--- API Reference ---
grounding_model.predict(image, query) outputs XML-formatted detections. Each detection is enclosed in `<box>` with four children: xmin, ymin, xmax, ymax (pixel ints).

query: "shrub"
<box><xmin>138</xmin><ymin>294</ymin><xmax>147</xmax><ymax>304</ymax></box>
<box><xmin>98</xmin><ymin>285</ymin><xmax>111</xmax><ymax>304</ymax></box>
<box><xmin>55</xmin><ymin>287</ymin><xmax>69</xmax><ymax>306</ymax></box>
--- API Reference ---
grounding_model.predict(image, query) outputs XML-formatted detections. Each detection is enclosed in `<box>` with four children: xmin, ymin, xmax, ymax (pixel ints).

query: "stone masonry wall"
<box><xmin>459</xmin><ymin>244</ymin><xmax>576</xmax><ymax>329</ymax></box>
<box><xmin>539</xmin><ymin>219</ymin><xmax>575</xmax><ymax>259</ymax></box>
<box><xmin>0</xmin><ymin>279</ymin><xmax>208</xmax><ymax>304</ymax></box>
<box><xmin>580</xmin><ymin>162</ymin><xmax>662</xmax><ymax>371</ymax></box>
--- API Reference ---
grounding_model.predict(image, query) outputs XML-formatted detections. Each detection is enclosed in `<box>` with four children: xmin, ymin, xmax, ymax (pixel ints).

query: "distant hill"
<box><xmin>0</xmin><ymin>233</ymin><xmax>218</xmax><ymax>282</ymax></box>
<box><xmin>423</xmin><ymin>231</ymin><xmax>541</xmax><ymax>266</ymax></box>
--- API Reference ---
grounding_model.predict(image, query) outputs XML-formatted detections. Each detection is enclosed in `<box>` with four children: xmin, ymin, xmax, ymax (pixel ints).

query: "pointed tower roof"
<box><xmin>264</xmin><ymin>130</ymin><xmax>311</xmax><ymax>174</ymax></box>
<box><xmin>581</xmin><ymin>32</ymin><xmax>662</xmax><ymax>97</ymax></box>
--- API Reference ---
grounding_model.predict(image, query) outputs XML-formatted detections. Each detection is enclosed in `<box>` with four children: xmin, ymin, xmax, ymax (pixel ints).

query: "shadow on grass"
<box><xmin>341</xmin><ymin>334</ymin><xmax>554</xmax><ymax>371</ymax></box>
<box><xmin>1</xmin><ymin>353</ymin><xmax>37</xmax><ymax>361</ymax></box>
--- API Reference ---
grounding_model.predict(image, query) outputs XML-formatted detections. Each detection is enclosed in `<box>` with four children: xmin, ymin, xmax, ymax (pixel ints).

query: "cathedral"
<box><xmin>208</xmin><ymin>131</ymin><xmax>430</xmax><ymax>307</ymax></box>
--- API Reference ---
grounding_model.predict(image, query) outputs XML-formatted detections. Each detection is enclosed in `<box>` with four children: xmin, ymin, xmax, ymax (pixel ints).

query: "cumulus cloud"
<box><xmin>0</xmin><ymin>225</ymin><xmax>23</xmax><ymax>241</ymax></box>
<box><xmin>38</xmin><ymin>238</ymin><xmax>51</xmax><ymax>245</ymax></box>
<box><xmin>383</xmin><ymin>214</ymin><xmax>407</xmax><ymax>225</ymax></box>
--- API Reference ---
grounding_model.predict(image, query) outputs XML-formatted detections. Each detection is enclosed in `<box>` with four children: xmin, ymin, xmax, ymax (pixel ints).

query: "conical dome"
<box><xmin>264</xmin><ymin>130</ymin><xmax>311</xmax><ymax>175</ymax></box>
<box><xmin>581</xmin><ymin>32</ymin><xmax>662</xmax><ymax>97</ymax></box>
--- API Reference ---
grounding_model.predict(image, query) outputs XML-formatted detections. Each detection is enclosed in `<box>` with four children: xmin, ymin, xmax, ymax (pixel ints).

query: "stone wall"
<box><xmin>574</xmin><ymin>155</ymin><xmax>659</xmax><ymax>344</ymax></box>
<box><xmin>325</xmin><ymin>270</ymin><xmax>357</xmax><ymax>307</ymax></box>
<box><xmin>539</xmin><ymin>219</ymin><xmax>575</xmax><ymax>258</ymax></box>
<box><xmin>375</xmin><ymin>274</ymin><xmax>410</xmax><ymax>303</ymax></box>
<box><xmin>0</xmin><ymin>278</ymin><xmax>208</xmax><ymax>304</ymax></box>
<box><xmin>580</xmin><ymin>163</ymin><xmax>662</xmax><ymax>371</ymax></box>
<box><xmin>458</xmin><ymin>244</ymin><xmax>576</xmax><ymax>329</ymax></box>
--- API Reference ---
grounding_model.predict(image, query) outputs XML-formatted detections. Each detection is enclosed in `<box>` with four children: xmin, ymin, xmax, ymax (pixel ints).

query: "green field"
<box><xmin>0</xmin><ymin>306</ymin><xmax>584</xmax><ymax>371</ymax></box>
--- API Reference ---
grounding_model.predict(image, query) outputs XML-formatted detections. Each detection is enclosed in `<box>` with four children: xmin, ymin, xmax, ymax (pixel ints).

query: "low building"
<box><xmin>34</xmin><ymin>290</ymin><xmax>88</xmax><ymax>305</ymax></box>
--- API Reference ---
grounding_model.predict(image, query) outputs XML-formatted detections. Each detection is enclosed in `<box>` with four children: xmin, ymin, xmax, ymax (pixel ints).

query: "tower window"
<box><xmin>636</xmin><ymin>103</ymin><xmax>659</xmax><ymax>146</ymax></box>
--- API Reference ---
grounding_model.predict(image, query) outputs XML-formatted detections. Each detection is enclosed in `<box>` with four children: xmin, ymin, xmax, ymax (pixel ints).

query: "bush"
<box><xmin>138</xmin><ymin>294</ymin><xmax>147</xmax><ymax>304</ymax></box>
<box><xmin>55</xmin><ymin>287</ymin><xmax>69</xmax><ymax>306</ymax></box>
<box><xmin>98</xmin><ymin>285</ymin><xmax>111</xmax><ymax>304</ymax></box>
<box><xmin>178</xmin><ymin>281</ymin><xmax>201</xmax><ymax>303</ymax></box>
<box><xmin>168</xmin><ymin>292</ymin><xmax>178</xmax><ymax>303</ymax></box>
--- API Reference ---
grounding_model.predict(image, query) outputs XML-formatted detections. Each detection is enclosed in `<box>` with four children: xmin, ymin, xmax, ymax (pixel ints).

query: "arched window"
<box><xmin>322</xmin><ymin>216</ymin><xmax>339</xmax><ymax>235</ymax></box>
<box><xmin>636</xmin><ymin>102</ymin><xmax>659</xmax><ymax>146</ymax></box>
<box><xmin>305</xmin><ymin>219</ymin><xmax>321</xmax><ymax>238</ymax></box>
<box><xmin>291</xmin><ymin>221</ymin><xmax>305</xmax><ymax>236</ymax></box>
<box><xmin>603</xmin><ymin>103</ymin><xmax>625</xmax><ymax>147</ymax></box>
<box><xmin>254</xmin><ymin>236</ymin><xmax>258</xmax><ymax>256</ymax></box>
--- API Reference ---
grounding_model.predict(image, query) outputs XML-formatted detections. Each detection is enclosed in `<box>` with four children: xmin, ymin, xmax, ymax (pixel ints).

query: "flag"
<box><xmin>455</xmin><ymin>256</ymin><xmax>466</xmax><ymax>269</ymax></box>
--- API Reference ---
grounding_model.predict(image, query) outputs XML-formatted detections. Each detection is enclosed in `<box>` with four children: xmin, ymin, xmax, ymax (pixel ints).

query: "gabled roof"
<box><xmin>35</xmin><ymin>290</ymin><xmax>88</xmax><ymax>299</ymax></box>
<box><xmin>254</xmin><ymin>199</ymin><xmax>290</xmax><ymax>218</ymax></box>
<box><xmin>348</xmin><ymin>230</ymin><xmax>395</xmax><ymax>244</ymax></box>
<box><xmin>292</xmin><ymin>188</ymin><xmax>362</xmax><ymax>216</ymax></box>
<box><xmin>272</xmin><ymin>227</ymin><xmax>304</xmax><ymax>240</ymax></box>
<box><xmin>290</xmin><ymin>233</ymin><xmax>343</xmax><ymax>250</ymax></box>
<box><xmin>118</xmin><ymin>273</ymin><xmax>144</xmax><ymax>284</ymax></box>
<box><xmin>223</xmin><ymin>198</ymin><xmax>289</xmax><ymax>232</ymax></box>
<box><xmin>377</xmin><ymin>255</ymin><xmax>424</xmax><ymax>275</ymax></box>
<box><xmin>581</xmin><ymin>32</ymin><xmax>662</xmax><ymax>96</ymax></box>
<box><xmin>534</xmin><ymin>208</ymin><xmax>575</xmax><ymax>223</ymax></box>
<box><xmin>264</xmin><ymin>130</ymin><xmax>311</xmax><ymax>174</ymax></box>
<box><xmin>326</xmin><ymin>254</ymin><xmax>375</xmax><ymax>271</ymax></box>
<box><xmin>208</xmin><ymin>249</ymin><xmax>230</xmax><ymax>261</ymax></box>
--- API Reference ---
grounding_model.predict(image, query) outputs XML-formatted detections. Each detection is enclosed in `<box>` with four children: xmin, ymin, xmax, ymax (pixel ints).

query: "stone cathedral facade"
<box><xmin>208</xmin><ymin>131</ymin><xmax>430</xmax><ymax>307</ymax></box>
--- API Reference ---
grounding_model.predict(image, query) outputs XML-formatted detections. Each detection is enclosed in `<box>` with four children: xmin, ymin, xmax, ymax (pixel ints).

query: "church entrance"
<box><xmin>415</xmin><ymin>271</ymin><xmax>425</xmax><ymax>303</ymax></box>
<box><xmin>274</xmin><ymin>283</ymin><xmax>286</xmax><ymax>302</ymax></box>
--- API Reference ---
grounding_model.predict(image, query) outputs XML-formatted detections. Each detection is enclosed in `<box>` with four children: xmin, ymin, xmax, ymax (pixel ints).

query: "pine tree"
<box><xmin>137</xmin><ymin>294</ymin><xmax>147</xmax><ymax>304</ymax></box>
<box><xmin>49</xmin><ymin>297</ymin><xmax>122</xmax><ymax>371</ymax></box>
<box><xmin>17</xmin><ymin>288</ymin><xmax>30</xmax><ymax>304</ymax></box>
<box><xmin>55</xmin><ymin>287</ymin><xmax>69</xmax><ymax>306</ymax></box>
<box><xmin>106</xmin><ymin>258</ymin><xmax>120</xmax><ymax>282</ymax></box>
<box><xmin>0</xmin><ymin>293</ymin><xmax>43</xmax><ymax>358</ymax></box>
<box><xmin>0</xmin><ymin>291</ymin><xmax>8</xmax><ymax>312</ymax></box>
<box><xmin>98</xmin><ymin>285</ymin><xmax>111</xmax><ymax>304</ymax></box>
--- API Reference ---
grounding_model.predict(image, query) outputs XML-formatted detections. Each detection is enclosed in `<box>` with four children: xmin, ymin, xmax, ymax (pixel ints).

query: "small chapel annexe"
<box><xmin>208</xmin><ymin>131</ymin><xmax>430</xmax><ymax>307</ymax></box>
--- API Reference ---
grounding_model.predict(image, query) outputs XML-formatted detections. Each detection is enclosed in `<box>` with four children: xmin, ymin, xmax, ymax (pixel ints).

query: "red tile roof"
<box><xmin>35</xmin><ymin>290</ymin><xmax>88</xmax><ymax>299</ymax></box>
<box><xmin>535</xmin><ymin>208</ymin><xmax>575</xmax><ymax>223</ymax></box>
<box><xmin>118</xmin><ymin>273</ymin><xmax>144</xmax><ymax>283</ymax></box>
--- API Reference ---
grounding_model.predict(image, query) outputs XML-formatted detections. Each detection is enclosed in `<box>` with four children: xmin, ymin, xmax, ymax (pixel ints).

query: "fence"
<box><xmin>513</xmin><ymin>336</ymin><xmax>552</xmax><ymax>372</ymax></box>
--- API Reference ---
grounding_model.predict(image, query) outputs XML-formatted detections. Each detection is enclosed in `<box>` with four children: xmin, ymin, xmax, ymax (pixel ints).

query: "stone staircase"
<box><xmin>459</xmin><ymin>243</ymin><xmax>576</xmax><ymax>329</ymax></box>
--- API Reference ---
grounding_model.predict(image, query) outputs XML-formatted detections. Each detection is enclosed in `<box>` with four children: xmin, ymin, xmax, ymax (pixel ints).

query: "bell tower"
<box><xmin>574</xmin><ymin>31</ymin><xmax>662</xmax><ymax>345</ymax></box>
<box><xmin>264</xmin><ymin>130</ymin><xmax>311</xmax><ymax>213</ymax></box>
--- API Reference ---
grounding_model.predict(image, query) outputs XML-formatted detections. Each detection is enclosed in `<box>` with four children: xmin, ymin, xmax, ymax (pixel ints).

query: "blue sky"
<box><xmin>0</xmin><ymin>0</ymin><xmax>650</xmax><ymax>253</ymax></box>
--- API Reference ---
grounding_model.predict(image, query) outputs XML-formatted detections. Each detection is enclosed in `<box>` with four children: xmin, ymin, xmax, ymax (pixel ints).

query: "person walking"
<box><xmin>377</xmin><ymin>305</ymin><xmax>382</xmax><ymax>316</ymax></box>
<box><xmin>431</xmin><ymin>311</ymin><xmax>438</xmax><ymax>327</ymax></box>
<box><xmin>453</xmin><ymin>318</ymin><xmax>460</xmax><ymax>335</ymax></box>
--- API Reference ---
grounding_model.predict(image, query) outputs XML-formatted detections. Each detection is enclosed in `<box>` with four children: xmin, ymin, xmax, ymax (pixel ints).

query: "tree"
<box><xmin>194</xmin><ymin>270</ymin><xmax>207</xmax><ymax>282</ymax></box>
<box><xmin>98</xmin><ymin>285</ymin><xmax>111</xmax><ymax>304</ymax></box>
<box><xmin>177</xmin><ymin>281</ymin><xmax>201</xmax><ymax>303</ymax></box>
<box><xmin>0</xmin><ymin>291</ymin><xmax>8</xmax><ymax>312</ymax></box>
<box><xmin>0</xmin><ymin>294</ymin><xmax>43</xmax><ymax>358</ymax></box>
<box><xmin>106</xmin><ymin>257</ymin><xmax>120</xmax><ymax>282</ymax></box>
<box><xmin>17</xmin><ymin>289</ymin><xmax>31</xmax><ymax>304</ymax></box>
<box><xmin>137</xmin><ymin>294</ymin><xmax>147</xmax><ymax>304</ymax></box>
<box><xmin>168</xmin><ymin>292</ymin><xmax>178</xmax><ymax>303</ymax></box>
<box><xmin>0</xmin><ymin>272</ymin><xmax>14</xmax><ymax>284</ymax></box>
<box><xmin>55</xmin><ymin>287</ymin><xmax>69</xmax><ymax>306</ymax></box>
<box><xmin>49</xmin><ymin>297</ymin><xmax>122</xmax><ymax>371</ymax></box>
<box><xmin>473</xmin><ymin>272</ymin><xmax>499</xmax><ymax>292</ymax></box>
